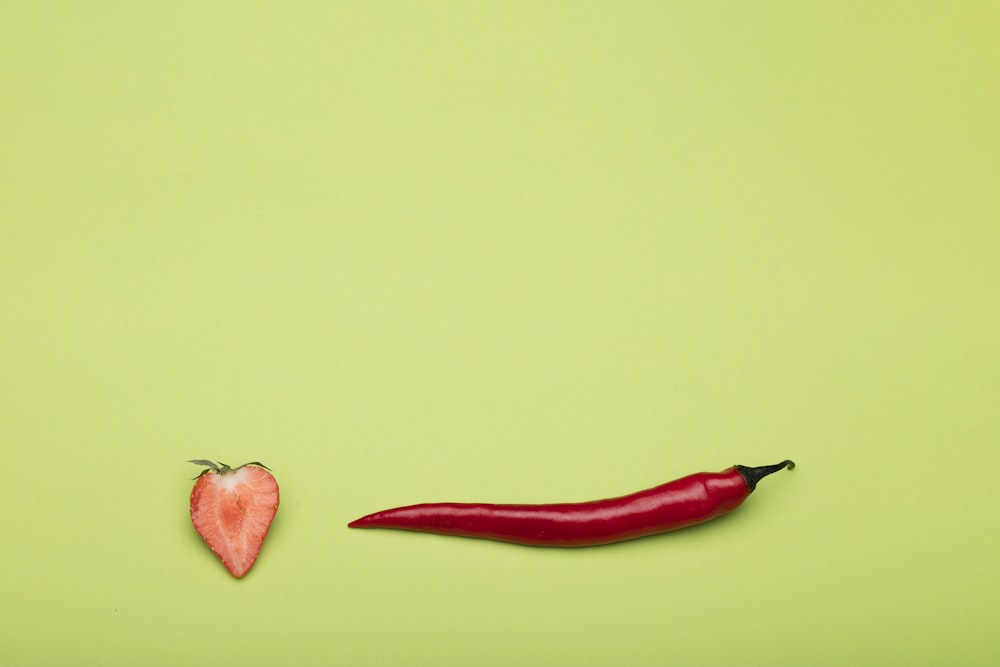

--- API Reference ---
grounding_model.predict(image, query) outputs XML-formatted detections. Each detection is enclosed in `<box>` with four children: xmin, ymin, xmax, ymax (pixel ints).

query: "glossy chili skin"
<box><xmin>348</xmin><ymin>461</ymin><xmax>794</xmax><ymax>547</ymax></box>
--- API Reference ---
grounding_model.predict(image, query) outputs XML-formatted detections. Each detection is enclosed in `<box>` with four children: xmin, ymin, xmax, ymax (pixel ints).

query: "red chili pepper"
<box><xmin>348</xmin><ymin>460</ymin><xmax>794</xmax><ymax>546</ymax></box>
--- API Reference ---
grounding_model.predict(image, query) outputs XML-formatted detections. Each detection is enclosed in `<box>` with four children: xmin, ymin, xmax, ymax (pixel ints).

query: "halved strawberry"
<box><xmin>188</xmin><ymin>460</ymin><xmax>279</xmax><ymax>578</ymax></box>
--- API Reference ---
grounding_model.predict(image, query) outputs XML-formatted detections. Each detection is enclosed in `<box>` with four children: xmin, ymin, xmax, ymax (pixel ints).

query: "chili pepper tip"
<box><xmin>734</xmin><ymin>460</ymin><xmax>795</xmax><ymax>492</ymax></box>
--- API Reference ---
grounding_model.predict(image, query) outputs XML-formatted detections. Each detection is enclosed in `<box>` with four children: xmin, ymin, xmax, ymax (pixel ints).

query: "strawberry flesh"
<box><xmin>189</xmin><ymin>463</ymin><xmax>279</xmax><ymax>578</ymax></box>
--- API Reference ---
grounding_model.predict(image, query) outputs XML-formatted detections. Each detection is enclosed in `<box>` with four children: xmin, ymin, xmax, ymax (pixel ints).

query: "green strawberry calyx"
<box><xmin>187</xmin><ymin>459</ymin><xmax>271</xmax><ymax>479</ymax></box>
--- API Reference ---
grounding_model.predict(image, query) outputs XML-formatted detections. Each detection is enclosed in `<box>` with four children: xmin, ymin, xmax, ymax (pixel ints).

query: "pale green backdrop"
<box><xmin>2</xmin><ymin>2</ymin><xmax>997</xmax><ymax>665</ymax></box>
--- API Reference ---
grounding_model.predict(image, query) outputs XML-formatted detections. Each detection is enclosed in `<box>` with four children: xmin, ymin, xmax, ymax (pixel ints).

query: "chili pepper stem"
<box><xmin>734</xmin><ymin>460</ymin><xmax>795</xmax><ymax>492</ymax></box>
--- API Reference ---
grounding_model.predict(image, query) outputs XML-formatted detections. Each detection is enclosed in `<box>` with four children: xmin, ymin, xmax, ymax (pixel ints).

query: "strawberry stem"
<box><xmin>187</xmin><ymin>460</ymin><xmax>231</xmax><ymax>478</ymax></box>
<box><xmin>187</xmin><ymin>460</ymin><xmax>271</xmax><ymax>479</ymax></box>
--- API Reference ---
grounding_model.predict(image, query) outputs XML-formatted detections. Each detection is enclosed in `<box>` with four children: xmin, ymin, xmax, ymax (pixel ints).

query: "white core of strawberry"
<box><xmin>213</xmin><ymin>466</ymin><xmax>250</xmax><ymax>490</ymax></box>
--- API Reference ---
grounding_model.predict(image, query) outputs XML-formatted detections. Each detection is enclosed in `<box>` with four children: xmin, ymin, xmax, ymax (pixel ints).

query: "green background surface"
<box><xmin>2</xmin><ymin>2</ymin><xmax>998</xmax><ymax>665</ymax></box>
